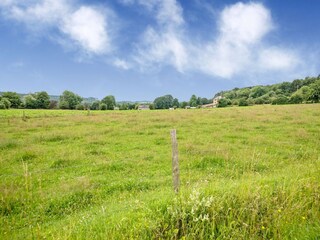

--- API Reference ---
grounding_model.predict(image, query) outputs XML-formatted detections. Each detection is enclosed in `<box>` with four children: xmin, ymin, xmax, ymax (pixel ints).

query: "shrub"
<box><xmin>238</xmin><ymin>98</ymin><xmax>248</xmax><ymax>106</ymax></box>
<box><xmin>0</xmin><ymin>102</ymin><xmax>6</xmax><ymax>109</ymax></box>
<box><xmin>0</xmin><ymin>98</ymin><xmax>11</xmax><ymax>109</ymax></box>
<box><xmin>76</xmin><ymin>104</ymin><xmax>84</xmax><ymax>110</ymax></box>
<box><xmin>99</xmin><ymin>103</ymin><xmax>107</xmax><ymax>110</ymax></box>
<box><xmin>217</xmin><ymin>98</ymin><xmax>230</xmax><ymax>108</ymax></box>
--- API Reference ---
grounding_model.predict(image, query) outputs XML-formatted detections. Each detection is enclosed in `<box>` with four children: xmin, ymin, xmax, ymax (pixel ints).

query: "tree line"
<box><xmin>215</xmin><ymin>75</ymin><xmax>320</xmax><ymax>107</ymax></box>
<box><xmin>0</xmin><ymin>90</ymin><xmax>118</xmax><ymax>110</ymax></box>
<box><xmin>1</xmin><ymin>75</ymin><xmax>319</xmax><ymax>110</ymax></box>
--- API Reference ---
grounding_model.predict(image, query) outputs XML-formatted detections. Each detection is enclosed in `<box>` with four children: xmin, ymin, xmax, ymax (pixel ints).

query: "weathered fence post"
<box><xmin>22</xmin><ymin>110</ymin><xmax>27</xmax><ymax>121</ymax></box>
<box><xmin>170</xmin><ymin>129</ymin><xmax>180</xmax><ymax>194</ymax></box>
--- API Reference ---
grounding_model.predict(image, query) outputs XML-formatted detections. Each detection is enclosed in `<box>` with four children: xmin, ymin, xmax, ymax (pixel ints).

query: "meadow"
<box><xmin>0</xmin><ymin>105</ymin><xmax>319</xmax><ymax>239</ymax></box>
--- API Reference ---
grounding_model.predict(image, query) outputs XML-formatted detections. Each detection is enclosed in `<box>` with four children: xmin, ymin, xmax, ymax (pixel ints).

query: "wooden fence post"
<box><xmin>170</xmin><ymin>129</ymin><xmax>180</xmax><ymax>194</ymax></box>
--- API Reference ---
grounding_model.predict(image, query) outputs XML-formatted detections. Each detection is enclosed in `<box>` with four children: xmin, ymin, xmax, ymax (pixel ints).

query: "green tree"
<box><xmin>250</xmin><ymin>86</ymin><xmax>267</xmax><ymax>98</ymax></box>
<box><xmin>59</xmin><ymin>90</ymin><xmax>82</xmax><ymax>109</ymax></box>
<box><xmin>91</xmin><ymin>101</ymin><xmax>100</xmax><ymax>110</ymax></box>
<box><xmin>173</xmin><ymin>98</ymin><xmax>179</xmax><ymax>108</ymax></box>
<box><xmin>0</xmin><ymin>97</ymin><xmax>11</xmax><ymax>109</ymax></box>
<box><xmin>308</xmin><ymin>80</ymin><xmax>320</xmax><ymax>103</ymax></box>
<box><xmin>59</xmin><ymin>100</ymin><xmax>69</xmax><ymax>109</ymax></box>
<box><xmin>2</xmin><ymin>92</ymin><xmax>22</xmax><ymax>108</ymax></box>
<box><xmin>238</xmin><ymin>98</ymin><xmax>249</xmax><ymax>106</ymax></box>
<box><xmin>153</xmin><ymin>95</ymin><xmax>174</xmax><ymax>109</ymax></box>
<box><xmin>189</xmin><ymin>94</ymin><xmax>197</xmax><ymax>107</ymax></box>
<box><xmin>290</xmin><ymin>93</ymin><xmax>303</xmax><ymax>104</ymax></box>
<box><xmin>217</xmin><ymin>98</ymin><xmax>229</xmax><ymax>107</ymax></box>
<box><xmin>99</xmin><ymin>103</ymin><xmax>107</xmax><ymax>110</ymax></box>
<box><xmin>35</xmin><ymin>91</ymin><xmax>50</xmax><ymax>109</ymax></box>
<box><xmin>24</xmin><ymin>95</ymin><xmax>37</xmax><ymax>109</ymax></box>
<box><xmin>76</xmin><ymin>104</ymin><xmax>85</xmax><ymax>110</ymax></box>
<box><xmin>180</xmin><ymin>101</ymin><xmax>188</xmax><ymax>108</ymax></box>
<box><xmin>49</xmin><ymin>100</ymin><xmax>58</xmax><ymax>109</ymax></box>
<box><xmin>101</xmin><ymin>95</ymin><xmax>116</xmax><ymax>110</ymax></box>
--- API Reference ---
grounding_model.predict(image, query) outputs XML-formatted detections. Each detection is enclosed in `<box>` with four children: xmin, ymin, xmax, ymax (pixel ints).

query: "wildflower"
<box><xmin>302</xmin><ymin>216</ymin><xmax>306</xmax><ymax>220</ymax></box>
<box><xmin>261</xmin><ymin>226</ymin><xmax>265</xmax><ymax>230</ymax></box>
<box><xmin>277</xmin><ymin>209</ymin><xmax>282</xmax><ymax>213</ymax></box>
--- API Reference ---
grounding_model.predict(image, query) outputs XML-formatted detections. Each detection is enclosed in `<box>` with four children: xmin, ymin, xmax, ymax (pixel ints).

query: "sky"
<box><xmin>0</xmin><ymin>0</ymin><xmax>319</xmax><ymax>101</ymax></box>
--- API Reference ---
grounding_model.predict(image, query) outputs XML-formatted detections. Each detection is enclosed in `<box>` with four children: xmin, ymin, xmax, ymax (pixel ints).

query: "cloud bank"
<box><xmin>0</xmin><ymin>0</ymin><xmax>312</xmax><ymax>79</ymax></box>
<box><xmin>0</xmin><ymin>0</ymin><xmax>112</xmax><ymax>55</ymax></box>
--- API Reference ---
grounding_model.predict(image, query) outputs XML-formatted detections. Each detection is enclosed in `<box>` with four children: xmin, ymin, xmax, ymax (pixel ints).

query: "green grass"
<box><xmin>0</xmin><ymin>105</ymin><xmax>320</xmax><ymax>239</ymax></box>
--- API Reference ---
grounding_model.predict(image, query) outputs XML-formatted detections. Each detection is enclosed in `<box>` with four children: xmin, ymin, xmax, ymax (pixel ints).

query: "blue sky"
<box><xmin>0</xmin><ymin>0</ymin><xmax>319</xmax><ymax>101</ymax></box>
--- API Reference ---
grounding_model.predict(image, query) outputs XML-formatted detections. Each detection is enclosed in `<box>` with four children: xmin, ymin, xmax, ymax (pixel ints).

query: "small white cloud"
<box><xmin>259</xmin><ymin>48</ymin><xmax>298</xmax><ymax>70</ymax></box>
<box><xmin>113</xmin><ymin>58</ymin><xmax>131</xmax><ymax>70</ymax></box>
<box><xmin>61</xmin><ymin>6</ymin><xmax>111</xmax><ymax>54</ymax></box>
<box><xmin>219</xmin><ymin>2</ymin><xmax>273</xmax><ymax>45</ymax></box>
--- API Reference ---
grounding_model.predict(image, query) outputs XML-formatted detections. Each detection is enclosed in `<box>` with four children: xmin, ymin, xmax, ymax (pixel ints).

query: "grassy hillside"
<box><xmin>0</xmin><ymin>105</ymin><xmax>320</xmax><ymax>239</ymax></box>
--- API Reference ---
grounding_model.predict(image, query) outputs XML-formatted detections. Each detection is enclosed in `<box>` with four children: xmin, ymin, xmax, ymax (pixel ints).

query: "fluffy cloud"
<box><xmin>127</xmin><ymin>1</ymin><xmax>299</xmax><ymax>77</ymax></box>
<box><xmin>133</xmin><ymin>0</ymin><xmax>188</xmax><ymax>72</ymax></box>
<box><xmin>0</xmin><ymin>0</ymin><xmax>112</xmax><ymax>55</ymax></box>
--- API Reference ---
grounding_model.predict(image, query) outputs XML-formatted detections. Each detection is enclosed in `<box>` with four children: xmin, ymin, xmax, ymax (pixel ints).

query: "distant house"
<box><xmin>114</xmin><ymin>107</ymin><xmax>120</xmax><ymax>110</ymax></box>
<box><xmin>138</xmin><ymin>104</ymin><xmax>150</xmax><ymax>110</ymax></box>
<box><xmin>213</xmin><ymin>96</ymin><xmax>223</xmax><ymax>106</ymax></box>
<box><xmin>201</xmin><ymin>96</ymin><xmax>223</xmax><ymax>108</ymax></box>
<box><xmin>185</xmin><ymin>106</ymin><xmax>191</xmax><ymax>109</ymax></box>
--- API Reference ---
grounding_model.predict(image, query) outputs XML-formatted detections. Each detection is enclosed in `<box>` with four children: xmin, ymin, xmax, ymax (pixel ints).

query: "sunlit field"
<box><xmin>1</xmin><ymin>105</ymin><xmax>320</xmax><ymax>239</ymax></box>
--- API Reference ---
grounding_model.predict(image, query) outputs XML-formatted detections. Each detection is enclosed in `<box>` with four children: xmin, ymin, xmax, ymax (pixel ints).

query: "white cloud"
<box><xmin>113</xmin><ymin>58</ymin><xmax>131</xmax><ymax>70</ymax></box>
<box><xmin>134</xmin><ymin>0</ymin><xmax>188</xmax><ymax>72</ymax></box>
<box><xmin>258</xmin><ymin>48</ymin><xmax>298</xmax><ymax>70</ymax></box>
<box><xmin>193</xmin><ymin>2</ymin><xmax>299</xmax><ymax>78</ymax></box>
<box><xmin>61</xmin><ymin>6</ymin><xmax>110</xmax><ymax>54</ymax></box>
<box><xmin>0</xmin><ymin>0</ymin><xmax>113</xmax><ymax>55</ymax></box>
<box><xmin>219</xmin><ymin>2</ymin><xmax>273</xmax><ymax>45</ymax></box>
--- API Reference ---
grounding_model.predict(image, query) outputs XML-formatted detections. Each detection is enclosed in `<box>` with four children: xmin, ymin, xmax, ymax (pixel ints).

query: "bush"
<box><xmin>99</xmin><ymin>103</ymin><xmax>107</xmax><ymax>110</ymax></box>
<box><xmin>290</xmin><ymin>94</ymin><xmax>303</xmax><ymax>104</ymax></box>
<box><xmin>59</xmin><ymin>100</ymin><xmax>70</xmax><ymax>109</ymax></box>
<box><xmin>217</xmin><ymin>98</ymin><xmax>230</xmax><ymax>108</ymax></box>
<box><xmin>0</xmin><ymin>102</ymin><xmax>6</xmax><ymax>109</ymax></box>
<box><xmin>272</xmin><ymin>96</ymin><xmax>289</xmax><ymax>105</ymax></box>
<box><xmin>76</xmin><ymin>104</ymin><xmax>84</xmax><ymax>110</ymax></box>
<box><xmin>0</xmin><ymin>98</ymin><xmax>11</xmax><ymax>109</ymax></box>
<box><xmin>238</xmin><ymin>98</ymin><xmax>248</xmax><ymax>106</ymax></box>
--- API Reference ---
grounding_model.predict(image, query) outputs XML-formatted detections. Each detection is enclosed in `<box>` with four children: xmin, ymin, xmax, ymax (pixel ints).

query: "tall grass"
<box><xmin>0</xmin><ymin>105</ymin><xmax>319</xmax><ymax>239</ymax></box>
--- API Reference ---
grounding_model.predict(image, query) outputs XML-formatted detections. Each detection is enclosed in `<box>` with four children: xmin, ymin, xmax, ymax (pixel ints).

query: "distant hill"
<box><xmin>214</xmin><ymin>75</ymin><xmax>320</xmax><ymax>106</ymax></box>
<box><xmin>0</xmin><ymin>92</ymin><xmax>98</xmax><ymax>104</ymax></box>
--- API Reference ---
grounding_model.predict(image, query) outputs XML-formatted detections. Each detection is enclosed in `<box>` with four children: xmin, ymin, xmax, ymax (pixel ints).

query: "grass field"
<box><xmin>0</xmin><ymin>105</ymin><xmax>320</xmax><ymax>239</ymax></box>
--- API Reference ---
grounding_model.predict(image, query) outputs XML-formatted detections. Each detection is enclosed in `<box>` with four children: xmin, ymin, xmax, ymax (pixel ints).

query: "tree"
<box><xmin>180</xmin><ymin>101</ymin><xmax>188</xmax><ymax>109</ymax></box>
<box><xmin>59</xmin><ymin>90</ymin><xmax>82</xmax><ymax>109</ymax></box>
<box><xmin>308</xmin><ymin>80</ymin><xmax>320</xmax><ymax>103</ymax></box>
<box><xmin>49</xmin><ymin>100</ymin><xmax>58</xmax><ymax>109</ymax></box>
<box><xmin>35</xmin><ymin>91</ymin><xmax>50</xmax><ymax>109</ymax></box>
<box><xmin>153</xmin><ymin>95</ymin><xmax>174</xmax><ymax>109</ymax></box>
<box><xmin>24</xmin><ymin>95</ymin><xmax>37</xmax><ymax>109</ymax></box>
<box><xmin>2</xmin><ymin>92</ymin><xmax>22</xmax><ymax>108</ymax></box>
<box><xmin>238</xmin><ymin>98</ymin><xmax>249</xmax><ymax>106</ymax></box>
<box><xmin>76</xmin><ymin>104</ymin><xmax>85</xmax><ymax>110</ymax></box>
<box><xmin>217</xmin><ymin>98</ymin><xmax>231</xmax><ymax>108</ymax></box>
<box><xmin>59</xmin><ymin>100</ymin><xmax>69</xmax><ymax>109</ymax></box>
<box><xmin>290</xmin><ymin>93</ymin><xmax>303</xmax><ymax>104</ymax></box>
<box><xmin>101</xmin><ymin>95</ymin><xmax>116</xmax><ymax>110</ymax></box>
<box><xmin>0</xmin><ymin>97</ymin><xmax>11</xmax><ymax>109</ymax></box>
<box><xmin>91</xmin><ymin>101</ymin><xmax>100</xmax><ymax>110</ymax></box>
<box><xmin>250</xmin><ymin>86</ymin><xmax>267</xmax><ymax>98</ymax></box>
<box><xmin>173</xmin><ymin>98</ymin><xmax>179</xmax><ymax>108</ymax></box>
<box><xmin>99</xmin><ymin>103</ymin><xmax>107</xmax><ymax>110</ymax></box>
<box><xmin>189</xmin><ymin>94</ymin><xmax>197</xmax><ymax>107</ymax></box>
<box><xmin>201</xmin><ymin>98</ymin><xmax>211</xmax><ymax>105</ymax></box>
<box><xmin>271</xmin><ymin>95</ymin><xmax>289</xmax><ymax>105</ymax></box>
